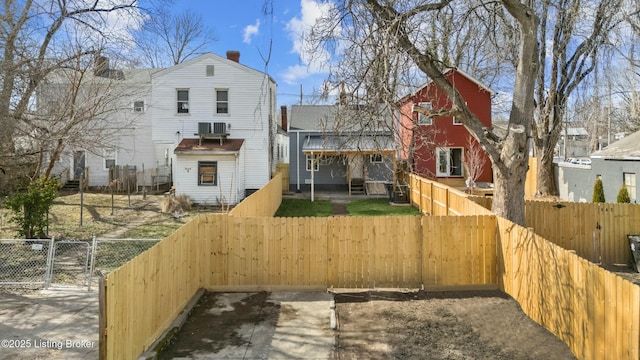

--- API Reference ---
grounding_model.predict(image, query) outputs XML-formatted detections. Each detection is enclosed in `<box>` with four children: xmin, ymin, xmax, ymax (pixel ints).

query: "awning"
<box><xmin>302</xmin><ymin>136</ymin><xmax>395</xmax><ymax>154</ymax></box>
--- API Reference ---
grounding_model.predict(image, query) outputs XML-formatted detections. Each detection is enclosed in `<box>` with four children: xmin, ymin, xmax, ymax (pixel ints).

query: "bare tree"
<box><xmin>463</xmin><ymin>135</ymin><xmax>488</xmax><ymax>194</ymax></box>
<box><xmin>32</xmin><ymin>50</ymin><xmax>150</xmax><ymax>180</ymax></box>
<box><xmin>132</xmin><ymin>0</ymin><xmax>217</xmax><ymax>67</ymax></box>
<box><xmin>532</xmin><ymin>0</ymin><xmax>628</xmax><ymax>196</ymax></box>
<box><xmin>0</xmin><ymin>0</ymin><xmax>139</xmax><ymax>191</ymax></box>
<box><xmin>308</xmin><ymin>0</ymin><xmax>538</xmax><ymax>225</ymax></box>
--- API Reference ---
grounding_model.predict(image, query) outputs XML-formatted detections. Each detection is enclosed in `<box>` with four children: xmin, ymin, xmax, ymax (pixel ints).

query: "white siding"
<box><xmin>151</xmin><ymin>53</ymin><xmax>276</xmax><ymax>196</ymax></box>
<box><xmin>174</xmin><ymin>153</ymin><xmax>240</xmax><ymax>205</ymax></box>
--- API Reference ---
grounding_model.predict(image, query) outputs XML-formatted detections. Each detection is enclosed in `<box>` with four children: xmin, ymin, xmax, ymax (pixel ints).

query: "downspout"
<box><xmin>311</xmin><ymin>150</ymin><xmax>315</xmax><ymax>202</ymax></box>
<box><xmin>296</xmin><ymin>131</ymin><xmax>301</xmax><ymax>192</ymax></box>
<box><xmin>235</xmin><ymin>152</ymin><xmax>239</xmax><ymax>203</ymax></box>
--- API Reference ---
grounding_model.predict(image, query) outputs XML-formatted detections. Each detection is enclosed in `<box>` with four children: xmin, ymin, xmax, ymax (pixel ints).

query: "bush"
<box><xmin>4</xmin><ymin>176</ymin><xmax>60</xmax><ymax>238</ymax></box>
<box><xmin>617</xmin><ymin>183</ymin><xmax>631</xmax><ymax>203</ymax></box>
<box><xmin>592</xmin><ymin>177</ymin><xmax>605</xmax><ymax>203</ymax></box>
<box><xmin>161</xmin><ymin>195</ymin><xmax>192</xmax><ymax>213</ymax></box>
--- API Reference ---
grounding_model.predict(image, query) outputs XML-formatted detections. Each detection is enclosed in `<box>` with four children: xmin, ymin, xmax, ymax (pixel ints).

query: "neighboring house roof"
<box><xmin>46</xmin><ymin>68</ymin><xmax>160</xmax><ymax>84</ymax></box>
<box><xmin>302</xmin><ymin>135</ymin><xmax>395</xmax><ymax>154</ymax></box>
<box><xmin>566</xmin><ymin>127</ymin><xmax>589</xmax><ymax>137</ymax></box>
<box><xmin>290</xmin><ymin>105</ymin><xmax>338</xmax><ymax>130</ymax></box>
<box><xmin>397</xmin><ymin>68</ymin><xmax>495</xmax><ymax>104</ymax></box>
<box><xmin>151</xmin><ymin>52</ymin><xmax>275</xmax><ymax>84</ymax></box>
<box><xmin>591</xmin><ymin>130</ymin><xmax>640</xmax><ymax>159</ymax></box>
<box><xmin>289</xmin><ymin>104</ymin><xmax>391</xmax><ymax>132</ymax></box>
<box><xmin>174</xmin><ymin>139</ymin><xmax>244</xmax><ymax>154</ymax></box>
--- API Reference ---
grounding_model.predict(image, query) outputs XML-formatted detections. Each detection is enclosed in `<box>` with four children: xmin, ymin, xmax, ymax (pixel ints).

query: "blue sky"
<box><xmin>170</xmin><ymin>0</ymin><xmax>331</xmax><ymax>108</ymax></box>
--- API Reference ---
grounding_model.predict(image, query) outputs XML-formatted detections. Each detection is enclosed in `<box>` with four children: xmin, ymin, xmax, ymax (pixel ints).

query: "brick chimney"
<box><xmin>226</xmin><ymin>50</ymin><xmax>240</xmax><ymax>63</ymax></box>
<box><xmin>94</xmin><ymin>55</ymin><xmax>109</xmax><ymax>77</ymax></box>
<box><xmin>280</xmin><ymin>105</ymin><xmax>288</xmax><ymax>132</ymax></box>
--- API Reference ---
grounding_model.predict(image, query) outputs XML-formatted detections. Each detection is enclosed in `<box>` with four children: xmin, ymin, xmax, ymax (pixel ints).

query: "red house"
<box><xmin>397</xmin><ymin>68</ymin><xmax>493</xmax><ymax>187</ymax></box>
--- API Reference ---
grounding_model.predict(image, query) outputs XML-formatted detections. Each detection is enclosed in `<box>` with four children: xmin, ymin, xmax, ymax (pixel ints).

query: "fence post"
<box><xmin>45</xmin><ymin>237</ymin><xmax>55</xmax><ymax>288</ymax></box>
<box><xmin>88</xmin><ymin>236</ymin><xmax>97</xmax><ymax>291</ymax></box>
<box><xmin>98</xmin><ymin>276</ymin><xmax>107</xmax><ymax>360</ymax></box>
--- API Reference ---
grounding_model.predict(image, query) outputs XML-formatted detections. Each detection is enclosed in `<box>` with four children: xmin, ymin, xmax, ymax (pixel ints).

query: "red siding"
<box><xmin>398</xmin><ymin>70</ymin><xmax>493</xmax><ymax>183</ymax></box>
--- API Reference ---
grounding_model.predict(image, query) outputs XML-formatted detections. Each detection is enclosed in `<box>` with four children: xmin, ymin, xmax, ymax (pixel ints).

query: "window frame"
<box><xmin>415</xmin><ymin>102</ymin><xmax>432</xmax><ymax>125</ymax></box>
<box><xmin>103</xmin><ymin>149</ymin><xmax>116</xmax><ymax>170</ymax></box>
<box><xmin>436</xmin><ymin>147</ymin><xmax>464</xmax><ymax>177</ymax></box>
<box><xmin>453</xmin><ymin>116</ymin><xmax>462</xmax><ymax>125</ymax></box>
<box><xmin>133</xmin><ymin>100</ymin><xmax>145</xmax><ymax>113</ymax></box>
<box><xmin>370</xmin><ymin>153</ymin><xmax>383</xmax><ymax>163</ymax></box>
<box><xmin>177</xmin><ymin>89</ymin><xmax>189</xmax><ymax>114</ymax></box>
<box><xmin>198</xmin><ymin>161</ymin><xmax>218</xmax><ymax>186</ymax></box>
<box><xmin>216</xmin><ymin>89</ymin><xmax>229</xmax><ymax>114</ymax></box>
<box><xmin>306</xmin><ymin>154</ymin><xmax>319</xmax><ymax>172</ymax></box>
<box><xmin>624</xmin><ymin>172</ymin><xmax>637</xmax><ymax>202</ymax></box>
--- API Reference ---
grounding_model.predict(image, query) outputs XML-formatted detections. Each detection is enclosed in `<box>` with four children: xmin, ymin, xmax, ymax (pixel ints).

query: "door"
<box><xmin>73</xmin><ymin>151</ymin><xmax>85</xmax><ymax>180</ymax></box>
<box><xmin>348</xmin><ymin>154</ymin><xmax>365</xmax><ymax>180</ymax></box>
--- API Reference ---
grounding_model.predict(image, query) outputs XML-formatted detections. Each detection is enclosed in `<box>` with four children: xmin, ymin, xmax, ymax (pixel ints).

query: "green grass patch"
<box><xmin>275</xmin><ymin>198</ymin><xmax>333</xmax><ymax>217</ymax></box>
<box><xmin>346</xmin><ymin>199</ymin><xmax>421</xmax><ymax>216</ymax></box>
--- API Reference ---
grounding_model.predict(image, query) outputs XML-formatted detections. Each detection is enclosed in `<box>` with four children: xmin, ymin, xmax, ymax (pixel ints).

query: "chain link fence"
<box><xmin>0</xmin><ymin>239</ymin><xmax>55</xmax><ymax>287</ymax></box>
<box><xmin>0</xmin><ymin>237</ymin><xmax>160</xmax><ymax>290</ymax></box>
<box><xmin>88</xmin><ymin>238</ymin><xmax>161</xmax><ymax>290</ymax></box>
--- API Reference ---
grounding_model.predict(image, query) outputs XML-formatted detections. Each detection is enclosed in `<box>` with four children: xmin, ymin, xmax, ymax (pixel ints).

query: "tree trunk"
<box><xmin>492</xmin><ymin>156</ymin><xmax>528</xmax><ymax>226</ymax></box>
<box><xmin>536</xmin><ymin>149</ymin><xmax>557</xmax><ymax>197</ymax></box>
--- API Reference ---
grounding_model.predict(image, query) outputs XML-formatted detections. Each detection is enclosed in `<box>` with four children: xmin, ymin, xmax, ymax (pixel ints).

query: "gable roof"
<box><xmin>152</xmin><ymin>52</ymin><xmax>275</xmax><ymax>84</ymax></box>
<box><xmin>398</xmin><ymin>68</ymin><xmax>495</xmax><ymax>104</ymax></box>
<box><xmin>591</xmin><ymin>131</ymin><xmax>640</xmax><ymax>159</ymax></box>
<box><xmin>289</xmin><ymin>104</ymin><xmax>391</xmax><ymax>132</ymax></box>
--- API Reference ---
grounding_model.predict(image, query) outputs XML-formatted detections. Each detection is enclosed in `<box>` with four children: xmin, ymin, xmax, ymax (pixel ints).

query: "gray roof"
<box><xmin>566</xmin><ymin>127</ymin><xmax>589</xmax><ymax>136</ymax></box>
<box><xmin>591</xmin><ymin>131</ymin><xmax>639</xmax><ymax>159</ymax></box>
<box><xmin>290</xmin><ymin>105</ymin><xmax>337</xmax><ymax>130</ymax></box>
<box><xmin>289</xmin><ymin>104</ymin><xmax>391</xmax><ymax>132</ymax></box>
<box><xmin>302</xmin><ymin>135</ymin><xmax>395</xmax><ymax>153</ymax></box>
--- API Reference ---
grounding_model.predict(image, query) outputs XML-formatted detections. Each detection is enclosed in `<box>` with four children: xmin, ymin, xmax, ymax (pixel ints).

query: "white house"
<box><xmin>150</xmin><ymin>52</ymin><xmax>277</xmax><ymax>205</ymax></box>
<box><xmin>37</xmin><ymin>59</ymin><xmax>160</xmax><ymax>189</ymax></box>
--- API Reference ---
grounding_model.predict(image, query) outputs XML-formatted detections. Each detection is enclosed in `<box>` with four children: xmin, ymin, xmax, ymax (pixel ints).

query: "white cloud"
<box><xmin>281</xmin><ymin>0</ymin><xmax>336</xmax><ymax>84</ymax></box>
<box><xmin>243</xmin><ymin>19</ymin><xmax>261</xmax><ymax>44</ymax></box>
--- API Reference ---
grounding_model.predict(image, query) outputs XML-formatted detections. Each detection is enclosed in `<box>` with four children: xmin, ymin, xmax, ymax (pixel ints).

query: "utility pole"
<box><xmin>299</xmin><ymin>84</ymin><xmax>303</xmax><ymax>105</ymax></box>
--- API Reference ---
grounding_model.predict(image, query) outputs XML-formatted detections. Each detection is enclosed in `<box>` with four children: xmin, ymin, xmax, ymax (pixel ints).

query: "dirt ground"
<box><xmin>333</xmin><ymin>289</ymin><xmax>575</xmax><ymax>360</ymax></box>
<box><xmin>159</xmin><ymin>290</ymin><xmax>576</xmax><ymax>360</ymax></box>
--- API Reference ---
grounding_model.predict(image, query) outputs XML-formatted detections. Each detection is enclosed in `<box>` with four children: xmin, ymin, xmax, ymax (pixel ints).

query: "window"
<box><xmin>453</xmin><ymin>116</ymin><xmax>462</xmax><ymax>125</ymax></box>
<box><xmin>103</xmin><ymin>149</ymin><xmax>116</xmax><ymax>170</ymax></box>
<box><xmin>177</xmin><ymin>89</ymin><xmax>189</xmax><ymax>114</ymax></box>
<box><xmin>216</xmin><ymin>90</ymin><xmax>228</xmax><ymax>114</ymax></box>
<box><xmin>436</xmin><ymin>147</ymin><xmax>464</xmax><ymax>177</ymax></box>
<box><xmin>306</xmin><ymin>154</ymin><xmax>319</xmax><ymax>172</ymax></box>
<box><xmin>206</xmin><ymin>65</ymin><xmax>214</xmax><ymax>76</ymax></box>
<box><xmin>198</xmin><ymin>161</ymin><xmax>217</xmax><ymax>185</ymax></box>
<box><xmin>415</xmin><ymin>102</ymin><xmax>432</xmax><ymax>125</ymax></box>
<box><xmin>624</xmin><ymin>172</ymin><xmax>636</xmax><ymax>202</ymax></box>
<box><xmin>133</xmin><ymin>100</ymin><xmax>145</xmax><ymax>113</ymax></box>
<box><xmin>370</xmin><ymin>153</ymin><xmax>383</xmax><ymax>163</ymax></box>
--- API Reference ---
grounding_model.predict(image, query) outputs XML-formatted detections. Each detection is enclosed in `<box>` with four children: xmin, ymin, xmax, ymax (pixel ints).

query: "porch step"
<box><xmin>61</xmin><ymin>180</ymin><xmax>79</xmax><ymax>191</ymax></box>
<box><xmin>349</xmin><ymin>179</ymin><xmax>365</xmax><ymax>195</ymax></box>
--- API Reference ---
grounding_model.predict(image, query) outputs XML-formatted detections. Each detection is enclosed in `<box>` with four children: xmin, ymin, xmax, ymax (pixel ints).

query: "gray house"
<box><xmin>557</xmin><ymin>130</ymin><xmax>637</xmax><ymax>202</ymax></box>
<box><xmin>288</xmin><ymin>105</ymin><xmax>395</xmax><ymax>196</ymax></box>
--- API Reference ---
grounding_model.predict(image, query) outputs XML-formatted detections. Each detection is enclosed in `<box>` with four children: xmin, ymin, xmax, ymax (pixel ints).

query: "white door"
<box><xmin>349</xmin><ymin>154</ymin><xmax>364</xmax><ymax>179</ymax></box>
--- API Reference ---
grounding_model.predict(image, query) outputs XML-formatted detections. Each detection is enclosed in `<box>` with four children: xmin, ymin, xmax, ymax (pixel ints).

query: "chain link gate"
<box><xmin>0</xmin><ymin>238</ymin><xmax>55</xmax><ymax>287</ymax></box>
<box><xmin>49</xmin><ymin>240</ymin><xmax>91</xmax><ymax>288</ymax></box>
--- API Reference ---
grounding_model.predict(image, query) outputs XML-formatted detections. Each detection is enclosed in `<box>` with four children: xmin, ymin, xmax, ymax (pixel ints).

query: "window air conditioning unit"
<box><xmin>213</xmin><ymin>122</ymin><xmax>226</xmax><ymax>134</ymax></box>
<box><xmin>198</xmin><ymin>122</ymin><xmax>212</xmax><ymax>135</ymax></box>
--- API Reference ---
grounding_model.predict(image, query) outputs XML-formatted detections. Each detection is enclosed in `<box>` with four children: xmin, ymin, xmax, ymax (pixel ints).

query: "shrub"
<box><xmin>4</xmin><ymin>176</ymin><xmax>60</xmax><ymax>238</ymax></box>
<box><xmin>592</xmin><ymin>177</ymin><xmax>605</xmax><ymax>203</ymax></box>
<box><xmin>161</xmin><ymin>195</ymin><xmax>192</xmax><ymax>213</ymax></box>
<box><xmin>617</xmin><ymin>183</ymin><xmax>631</xmax><ymax>203</ymax></box>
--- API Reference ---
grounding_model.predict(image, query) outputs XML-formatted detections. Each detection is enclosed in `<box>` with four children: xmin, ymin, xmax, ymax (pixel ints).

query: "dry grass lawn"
<box><xmin>0</xmin><ymin>192</ymin><xmax>199</xmax><ymax>240</ymax></box>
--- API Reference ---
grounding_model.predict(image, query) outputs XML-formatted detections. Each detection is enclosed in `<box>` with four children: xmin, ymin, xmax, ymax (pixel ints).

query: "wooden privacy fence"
<box><xmin>497</xmin><ymin>216</ymin><xmax>640</xmax><ymax>360</ymax></box>
<box><xmin>525</xmin><ymin>201</ymin><xmax>640</xmax><ymax>265</ymax></box>
<box><xmin>228</xmin><ymin>173</ymin><xmax>282</xmax><ymax>217</ymax></box>
<box><xmin>102</xmin><ymin>171</ymin><xmax>640</xmax><ymax>360</ymax></box>
<box><xmin>202</xmin><ymin>215</ymin><xmax>497</xmax><ymax>290</ymax></box>
<box><xmin>409</xmin><ymin>173</ymin><xmax>493</xmax><ymax>216</ymax></box>
<box><xmin>102</xmin><ymin>213</ymin><xmax>498</xmax><ymax>359</ymax></box>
